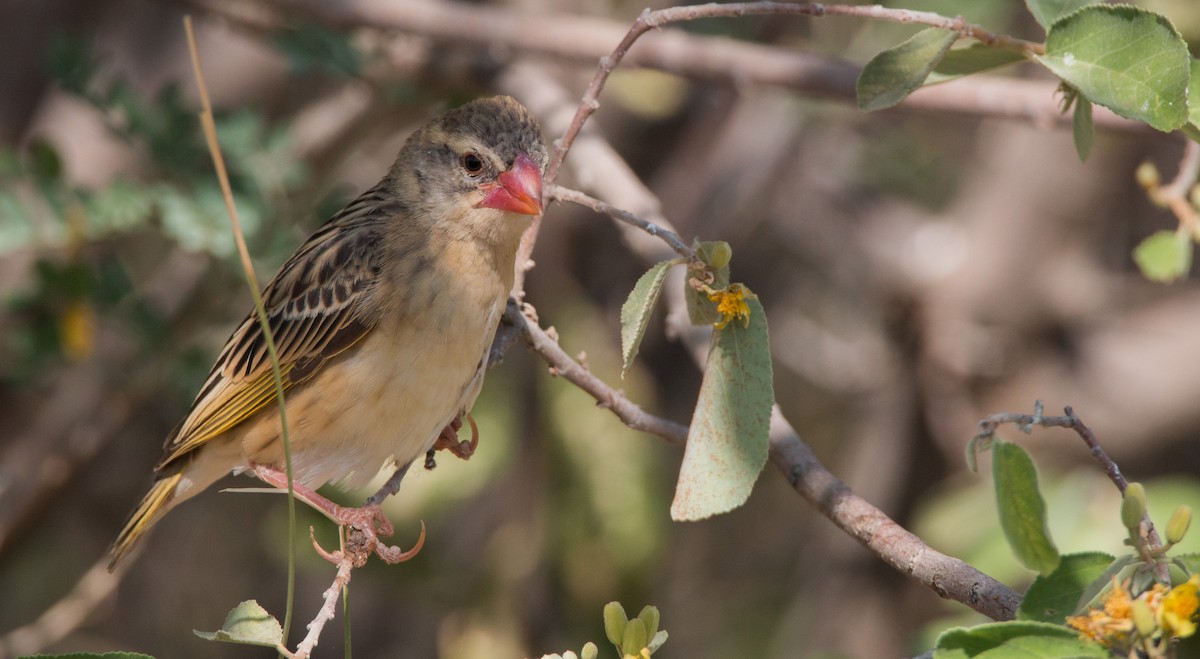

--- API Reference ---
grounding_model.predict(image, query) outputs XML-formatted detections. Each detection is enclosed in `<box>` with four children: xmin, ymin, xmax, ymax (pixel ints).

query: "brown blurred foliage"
<box><xmin>3</xmin><ymin>0</ymin><xmax>1200</xmax><ymax>658</ymax></box>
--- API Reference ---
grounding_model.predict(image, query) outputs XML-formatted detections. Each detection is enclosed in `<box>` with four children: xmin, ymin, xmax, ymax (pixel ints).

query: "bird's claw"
<box><xmin>431</xmin><ymin>412</ymin><xmax>479</xmax><ymax>462</ymax></box>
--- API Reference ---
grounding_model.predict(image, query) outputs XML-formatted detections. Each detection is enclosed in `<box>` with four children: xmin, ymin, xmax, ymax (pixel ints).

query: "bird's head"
<box><xmin>392</xmin><ymin>96</ymin><xmax>548</xmax><ymax>247</ymax></box>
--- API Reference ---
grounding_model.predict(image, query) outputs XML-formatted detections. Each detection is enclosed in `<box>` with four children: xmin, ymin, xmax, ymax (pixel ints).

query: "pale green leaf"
<box><xmin>934</xmin><ymin>621</ymin><xmax>1108</xmax><ymax>658</ymax></box>
<box><xmin>194</xmin><ymin>600</ymin><xmax>284</xmax><ymax>648</ymax></box>
<box><xmin>1025</xmin><ymin>0</ymin><xmax>1098</xmax><ymax>31</ymax></box>
<box><xmin>1018</xmin><ymin>551</ymin><xmax>1115</xmax><ymax>622</ymax></box>
<box><xmin>1072</xmin><ymin>95</ymin><xmax>1094</xmax><ymax>161</ymax></box>
<box><xmin>993</xmin><ymin>440</ymin><xmax>1060</xmax><ymax>575</ymax></box>
<box><xmin>620</xmin><ymin>260</ymin><xmax>673</xmax><ymax>378</ymax></box>
<box><xmin>927</xmin><ymin>44</ymin><xmax>1027</xmax><ymax>85</ymax></box>
<box><xmin>1036</xmin><ymin>6</ymin><xmax>1189</xmax><ymax>132</ymax></box>
<box><xmin>857</xmin><ymin>28</ymin><xmax>959</xmax><ymax>111</ymax></box>
<box><xmin>671</xmin><ymin>296</ymin><xmax>773</xmax><ymax>521</ymax></box>
<box><xmin>1133</xmin><ymin>230</ymin><xmax>1192</xmax><ymax>283</ymax></box>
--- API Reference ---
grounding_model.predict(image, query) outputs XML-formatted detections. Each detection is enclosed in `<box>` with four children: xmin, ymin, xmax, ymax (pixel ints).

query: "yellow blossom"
<box><xmin>1159</xmin><ymin>575</ymin><xmax>1200</xmax><ymax>639</ymax></box>
<box><xmin>707</xmin><ymin>284</ymin><xmax>751</xmax><ymax>330</ymax></box>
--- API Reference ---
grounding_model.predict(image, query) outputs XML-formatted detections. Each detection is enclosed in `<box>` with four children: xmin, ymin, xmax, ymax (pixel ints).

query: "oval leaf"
<box><xmin>1186</xmin><ymin>59</ymin><xmax>1200</xmax><ymax>142</ymax></box>
<box><xmin>1025</xmin><ymin>0</ymin><xmax>1099</xmax><ymax>31</ymax></box>
<box><xmin>1018</xmin><ymin>551</ymin><xmax>1115</xmax><ymax>623</ymax></box>
<box><xmin>927</xmin><ymin>44</ymin><xmax>1027</xmax><ymax>84</ymax></box>
<box><xmin>1134</xmin><ymin>229</ymin><xmax>1192</xmax><ymax>283</ymax></box>
<box><xmin>194</xmin><ymin>599</ymin><xmax>283</xmax><ymax>648</ymax></box>
<box><xmin>993</xmin><ymin>440</ymin><xmax>1060</xmax><ymax>575</ymax></box>
<box><xmin>1037</xmin><ymin>6</ymin><xmax>1189</xmax><ymax>132</ymax></box>
<box><xmin>1072</xmin><ymin>95</ymin><xmax>1094</xmax><ymax>161</ymax></box>
<box><xmin>934</xmin><ymin>621</ymin><xmax>1108</xmax><ymax>658</ymax></box>
<box><xmin>621</xmin><ymin>260</ymin><xmax>673</xmax><ymax>378</ymax></box>
<box><xmin>857</xmin><ymin>28</ymin><xmax>959</xmax><ymax>111</ymax></box>
<box><xmin>671</xmin><ymin>296</ymin><xmax>773</xmax><ymax>521</ymax></box>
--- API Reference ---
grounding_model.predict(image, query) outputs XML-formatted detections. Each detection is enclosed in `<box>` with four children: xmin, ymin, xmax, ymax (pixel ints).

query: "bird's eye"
<box><xmin>461</xmin><ymin>152</ymin><xmax>484</xmax><ymax>176</ymax></box>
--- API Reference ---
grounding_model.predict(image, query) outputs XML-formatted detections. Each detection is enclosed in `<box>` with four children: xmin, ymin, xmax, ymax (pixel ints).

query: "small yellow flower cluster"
<box><xmin>1067</xmin><ymin>575</ymin><xmax>1200</xmax><ymax>653</ymax></box>
<box><xmin>707</xmin><ymin>284</ymin><xmax>752</xmax><ymax>330</ymax></box>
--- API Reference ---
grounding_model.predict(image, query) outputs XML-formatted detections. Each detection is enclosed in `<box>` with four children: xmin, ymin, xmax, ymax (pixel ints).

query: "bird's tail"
<box><xmin>108</xmin><ymin>471</ymin><xmax>183</xmax><ymax>571</ymax></box>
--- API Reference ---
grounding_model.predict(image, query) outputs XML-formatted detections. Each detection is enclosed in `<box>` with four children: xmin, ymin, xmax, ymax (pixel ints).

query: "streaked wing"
<box><xmin>158</xmin><ymin>182</ymin><xmax>400</xmax><ymax>468</ymax></box>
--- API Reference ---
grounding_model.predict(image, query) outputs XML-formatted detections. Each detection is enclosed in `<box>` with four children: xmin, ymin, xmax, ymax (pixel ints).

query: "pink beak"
<box><xmin>478</xmin><ymin>152</ymin><xmax>543</xmax><ymax>216</ymax></box>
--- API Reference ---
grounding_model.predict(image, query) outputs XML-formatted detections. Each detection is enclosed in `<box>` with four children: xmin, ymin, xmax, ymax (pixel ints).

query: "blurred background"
<box><xmin>3</xmin><ymin>0</ymin><xmax>1200</xmax><ymax>657</ymax></box>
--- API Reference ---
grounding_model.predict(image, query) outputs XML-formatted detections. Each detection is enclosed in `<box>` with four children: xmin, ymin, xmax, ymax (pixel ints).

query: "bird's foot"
<box><xmin>252</xmin><ymin>464</ymin><xmax>422</xmax><ymax>565</ymax></box>
<box><xmin>429</xmin><ymin>412</ymin><xmax>479</xmax><ymax>466</ymax></box>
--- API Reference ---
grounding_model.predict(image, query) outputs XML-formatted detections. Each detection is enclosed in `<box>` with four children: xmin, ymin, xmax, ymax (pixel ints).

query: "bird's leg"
<box><xmin>251</xmin><ymin>464</ymin><xmax>421</xmax><ymax>565</ymax></box>
<box><xmin>430</xmin><ymin>412</ymin><xmax>480</xmax><ymax>462</ymax></box>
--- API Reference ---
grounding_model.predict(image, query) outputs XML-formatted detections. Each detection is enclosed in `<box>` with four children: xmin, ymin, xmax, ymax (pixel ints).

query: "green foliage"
<box><xmin>1036</xmin><ymin>5</ymin><xmax>1190</xmax><ymax>132</ymax></box>
<box><xmin>992</xmin><ymin>440</ymin><xmax>1061</xmax><ymax>575</ymax></box>
<box><xmin>933</xmin><ymin>621</ymin><xmax>1108</xmax><ymax>657</ymax></box>
<box><xmin>857</xmin><ymin>28</ymin><xmax>959</xmax><ymax>111</ymax></box>
<box><xmin>1024</xmin><ymin>0</ymin><xmax>1099</xmax><ymax>31</ymax></box>
<box><xmin>620</xmin><ymin>259</ymin><xmax>675</xmax><ymax>378</ymax></box>
<box><xmin>194</xmin><ymin>599</ymin><xmax>285</xmax><ymax>649</ymax></box>
<box><xmin>671</xmin><ymin>294</ymin><xmax>773</xmax><ymax>521</ymax></box>
<box><xmin>926</xmin><ymin>43</ymin><xmax>1026</xmax><ymax>83</ymax></box>
<box><xmin>1071</xmin><ymin>93</ymin><xmax>1094</xmax><ymax>161</ymax></box>
<box><xmin>1018</xmin><ymin>552</ymin><xmax>1115</xmax><ymax>623</ymax></box>
<box><xmin>274</xmin><ymin>23</ymin><xmax>362</xmax><ymax>76</ymax></box>
<box><xmin>1134</xmin><ymin>230</ymin><xmax>1192</xmax><ymax>283</ymax></box>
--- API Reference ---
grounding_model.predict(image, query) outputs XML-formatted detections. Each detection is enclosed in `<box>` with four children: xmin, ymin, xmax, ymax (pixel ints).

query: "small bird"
<box><xmin>110</xmin><ymin>95</ymin><xmax>547</xmax><ymax>568</ymax></box>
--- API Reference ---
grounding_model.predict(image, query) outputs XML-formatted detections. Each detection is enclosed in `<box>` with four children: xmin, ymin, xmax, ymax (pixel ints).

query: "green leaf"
<box><xmin>1133</xmin><ymin>230</ymin><xmax>1192</xmax><ymax>283</ymax></box>
<box><xmin>671</xmin><ymin>296</ymin><xmax>773</xmax><ymax>521</ymax></box>
<box><xmin>194</xmin><ymin>600</ymin><xmax>284</xmax><ymax>648</ymax></box>
<box><xmin>993</xmin><ymin>440</ymin><xmax>1060</xmax><ymax>575</ymax></box>
<box><xmin>1186</xmin><ymin>59</ymin><xmax>1200</xmax><ymax>143</ymax></box>
<box><xmin>1025</xmin><ymin>0</ymin><xmax>1098</xmax><ymax>31</ymax></box>
<box><xmin>684</xmin><ymin>241</ymin><xmax>730</xmax><ymax>326</ymax></box>
<box><xmin>25</xmin><ymin>139</ymin><xmax>63</xmax><ymax>185</ymax></box>
<box><xmin>927</xmin><ymin>44</ymin><xmax>1027</xmax><ymax>84</ymax></box>
<box><xmin>274</xmin><ymin>23</ymin><xmax>361</xmax><ymax>76</ymax></box>
<box><xmin>1036</xmin><ymin>6</ymin><xmax>1189</xmax><ymax>132</ymax></box>
<box><xmin>621</xmin><ymin>260</ymin><xmax>673</xmax><ymax>378</ymax></box>
<box><xmin>857</xmin><ymin>28</ymin><xmax>959</xmax><ymax>111</ymax></box>
<box><xmin>933</xmin><ymin>621</ymin><xmax>1108</xmax><ymax>658</ymax></box>
<box><xmin>1072</xmin><ymin>95</ymin><xmax>1094</xmax><ymax>161</ymax></box>
<box><xmin>1018</xmin><ymin>551</ymin><xmax>1115</xmax><ymax>623</ymax></box>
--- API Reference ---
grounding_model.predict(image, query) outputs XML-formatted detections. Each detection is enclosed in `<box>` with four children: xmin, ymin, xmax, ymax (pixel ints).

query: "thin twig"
<box><xmin>508</xmin><ymin>303</ymin><xmax>1020</xmax><ymax>620</ymax></box>
<box><xmin>1159</xmin><ymin>139</ymin><xmax>1200</xmax><ymax>239</ymax></box>
<box><xmin>291</xmin><ymin>553</ymin><xmax>354</xmax><ymax>659</ymax></box>
<box><xmin>974</xmin><ymin>405</ymin><xmax>1166</xmax><ymax>555</ymax></box>
<box><xmin>542</xmin><ymin>1</ymin><xmax>1040</xmax><ymax>187</ymax></box>
<box><xmin>548</xmin><ymin>185</ymin><xmax>696</xmax><ymax>261</ymax></box>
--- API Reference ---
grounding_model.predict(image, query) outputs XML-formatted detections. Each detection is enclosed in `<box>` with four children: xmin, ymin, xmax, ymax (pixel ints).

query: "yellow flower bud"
<box><xmin>1122</xmin><ymin>483</ymin><xmax>1147</xmax><ymax>533</ymax></box>
<box><xmin>1167</xmin><ymin>505</ymin><xmax>1192</xmax><ymax>545</ymax></box>
<box><xmin>1136</xmin><ymin>162</ymin><xmax>1160</xmax><ymax>190</ymax></box>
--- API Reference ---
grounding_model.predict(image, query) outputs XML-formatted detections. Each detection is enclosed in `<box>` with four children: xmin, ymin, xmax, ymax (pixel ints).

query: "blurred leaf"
<box><xmin>85</xmin><ymin>180</ymin><xmax>155</xmax><ymax>231</ymax></box>
<box><xmin>1133</xmin><ymin>230</ymin><xmax>1192</xmax><ymax>283</ymax></box>
<box><xmin>1018</xmin><ymin>551</ymin><xmax>1114</xmax><ymax>622</ymax></box>
<box><xmin>1025</xmin><ymin>0</ymin><xmax>1098</xmax><ymax>31</ymax></box>
<box><xmin>620</xmin><ymin>260</ymin><xmax>672</xmax><ymax>378</ymax></box>
<box><xmin>857</xmin><ymin>28</ymin><xmax>958</xmax><ymax>111</ymax></box>
<box><xmin>275</xmin><ymin>24</ymin><xmax>361</xmax><ymax>76</ymax></box>
<box><xmin>194</xmin><ymin>600</ymin><xmax>283</xmax><ymax>648</ymax></box>
<box><xmin>1072</xmin><ymin>94</ymin><xmax>1093</xmax><ymax>161</ymax></box>
<box><xmin>684</xmin><ymin>241</ymin><xmax>729</xmax><ymax>326</ymax></box>
<box><xmin>671</xmin><ymin>296</ymin><xmax>773</xmax><ymax>521</ymax></box>
<box><xmin>933</xmin><ymin>621</ymin><xmax>1108</xmax><ymax>657</ymax></box>
<box><xmin>1036</xmin><ymin>5</ymin><xmax>1189</xmax><ymax>132</ymax></box>
<box><xmin>993</xmin><ymin>440</ymin><xmax>1060</xmax><ymax>575</ymax></box>
<box><xmin>927</xmin><ymin>43</ymin><xmax>1026</xmax><ymax>84</ymax></box>
<box><xmin>45</xmin><ymin>31</ymin><xmax>98</xmax><ymax>95</ymax></box>
<box><xmin>25</xmin><ymin>140</ymin><xmax>63</xmax><ymax>185</ymax></box>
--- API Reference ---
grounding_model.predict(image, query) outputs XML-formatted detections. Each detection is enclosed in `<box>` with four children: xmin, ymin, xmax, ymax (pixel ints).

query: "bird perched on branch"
<box><xmin>110</xmin><ymin>95</ymin><xmax>546</xmax><ymax>568</ymax></box>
